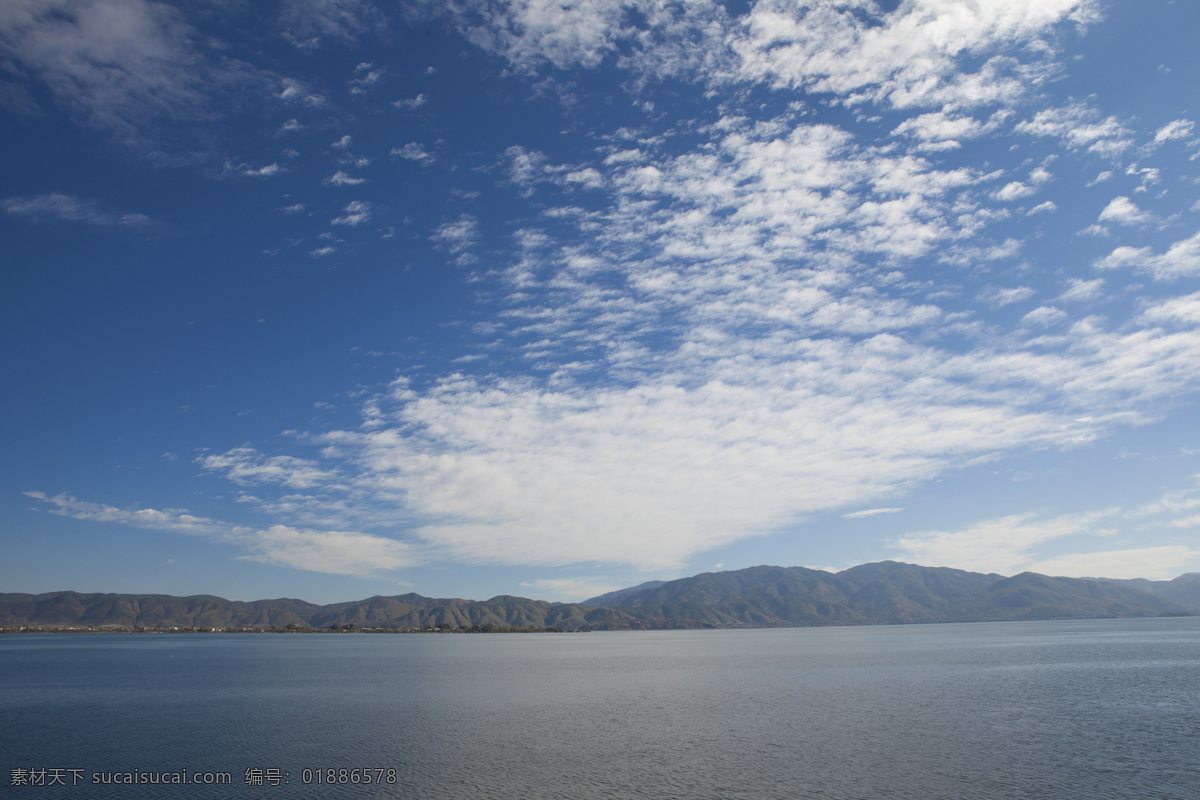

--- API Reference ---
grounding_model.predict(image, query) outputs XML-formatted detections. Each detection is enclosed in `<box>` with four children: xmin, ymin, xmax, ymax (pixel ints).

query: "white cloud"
<box><xmin>24</xmin><ymin>491</ymin><xmax>415</xmax><ymax>577</ymax></box>
<box><xmin>1126</xmin><ymin>165</ymin><xmax>1160</xmax><ymax>191</ymax></box>
<box><xmin>895</xmin><ymin>479</ymin><xmax>1200</xmax><ymax>579</ymax></box>
<box><xmin>994</xmin><ymin>181</ymin><xmax>1036</xmax><ymax>201</ymax></box>
<box><xmin>392</xmin><ymin>93</ymin><xmax>426</xmax><ymax>110</ymax></box>
<box><xmin>1139</xmin><ymin>291</ymin><xmax>1200</xmax><ymax>326</ymax></box>
<box><xmin>505</xmin><ymin>145</ymin><xmax>573</xmax><ymax>193</ymax></box>
<box><xmin>565</xmin><ymin>167</ymin><xmax>604</xmax><ymax>189</ymax></box>
<box><xmin>1026</xmin><ymin>546</ymin><xmax>1197</xmax><ymax>581</ymax></box>
<box><xmin>892</xmin><ymin>510</ymin><xmax>1118</xmax><ymax>575</ymax></box>
<box><xmin>391</xmin><ymin>142</ymin><xmax>433</xmax><ymax>162</ymax></box>
<box><xmin>1095</xmin><ymin>231</ymin><xmax>1200</xmax><ymax>279</ymax></box>
<box><xmin>980</xmin><ymin>285</ymin><xmax>1035</xmax><ymax>308</ymax></box>
<box><xmin>324</xmin><ymin>170</ymin><xmax>366</xmax><ymax>187</ymax></box>
<box><xmin>278</xmin><ymin>78</ymin><xmax>326</xmax><ymax>107</ymax></box>
<box><xmin>1154</xmin><ymin>118</ymin><xmax>1195</xmax><ymax>144</ymax></box>
<box><xmin>1059</xmin><ymin>278</ymin><xmax>1104</xmax><ymax>302</ymax></box>
<box><xmin>440</xmin><ymin>0</ymin><xmax>1090</xmax><ymax>116</ymax></box>
<box><xmin>224</xmin><ymin>160</ymin><xmax>281</xmax><ymax>178</ymax></box>
<box><xmin>1027</xmin><ymin>200</ymin><xmax>1056</xmax><ymax>215</ymax></box>
<box><xmin>891</xmin><ymin>111</ymin><xmax>989</xmax><ymax>149</ymax></box>
<box><xmin>446</xmin><ymin>0</ymin><xmax>630</xmax><ymax>72</ymax></box>
<box><xmin>432</xmin><ymin>215</ymin><xmax>480</xmax><ymax>255</ymax></box>
<box><xmin>331</xmin><ymin>200</ymin><xmax>371</xmax><ymax>226</ymax></box>
<box><xmin>844</xmin><ymin>507</ymin><xmax>903</xmax><ymax>519</ymax></box>
<box><xmin>319</xmin><ymin>375</ymin><xmax>1047</xmax><ymax>569</ymax></box>
<box><xmin>1016</xmin><ymin>101</ymin><xmax>1133</xmax><ymax>157</ymax></box>
<box><xmin>349</xmin><ymin>63</ymin><xmax>384</xmax><ymax>94</ymax></box>
<box><xmin>1098</xmin><ymin>196</ymin><xmax>1152</xmax><ymax>226</ymax></box>
<box><xmin>731</xmin><ymin>0</ymin><xmax>1094</xmax><ymax>111</ymax></box>
<box><xmin>244</xmin><ymin>524</ymin><xmax>413</xmax><ymax>575</ymax></box>
<box><xmin>243</xmin><ymin>163</ymin><xmax>281</xmax><ymax>177</ymax></box>
<box><xmin>1131</xmin><ymin>477</ymin><xmax>1200</xmax><ymax>520</ymax></box>
<box><xmin>1029</xmin><ymin>166</ymin><xmax>1053</xmax><ymax>185</ymax></box>
<box><xmin>198</xmin><ymin>446</ymin><xmax>340</xmax><ymax>489</ymax></box>
<box><xmin>1022</xmin><ymin>306</ymin><xmax>1067</xmax><ymax>326</ymax></box>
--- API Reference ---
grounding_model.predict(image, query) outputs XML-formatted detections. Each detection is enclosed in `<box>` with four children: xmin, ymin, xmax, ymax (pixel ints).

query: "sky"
<box><xmin>3</xmin><ymin>0</ymin><xmax>1200</xmax><ymax>605</ymax></box>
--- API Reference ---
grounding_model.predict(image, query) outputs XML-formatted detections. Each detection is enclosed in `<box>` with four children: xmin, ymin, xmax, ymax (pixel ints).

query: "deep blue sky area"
<box><xmin>3</xmin><ymin>0</ymin><xmax>1200</xmax><ymax>604</ymax></box>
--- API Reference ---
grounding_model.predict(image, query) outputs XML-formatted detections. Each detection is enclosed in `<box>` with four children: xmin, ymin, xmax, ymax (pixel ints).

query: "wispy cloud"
<box><xmin>392</xmin><ymin>93</ymin><xmax>426</xmax><ymax>110</ymax></box>
<box><xmin>197</xmin><ymin>446</ymin><xmax>340</xmax><ymax>490</ymax></box>
<box><xmin>0</xmin><ymin>0</ymin><xmax>268</xmax><ymax>148</ymax></box>
<box><xmin>26</xmin><ymin>491</ymin><xmax>416</xmax><ymax>577</ymax></box>
<box><xmin>518</xmin><ymin>577</ymin><xmax>627</xmax><ymax>604</ymax></box>
<box><xmin>844</xmin><ymin>508</ymin><xmax>903</xmax><ymax>519</ymax></box>
<box><xmin>1059</xmin><ymin>278</ymin><xmax>1104</xmax><ymax>302</ymax></box>
<box><xmin>278</xmin><ymin>78</ymin><xmax>326</xmax><ymax>107</ymax></box>
<box><xmin>324</xmin><ymin>170</ymin><xmax>366</xmax><ymax>187</ymax></box>
<box><xmin>432</xmin><ymin>215</ymin><xmax>479</xmax><ymax>254</ymax></box>
<box><xmin>1154</xmin><ymin>118</ymin><xmax>1195</xmax><ymax>144</ymax></box>
<box><xmin>278</xmin><ymin>0</ymin><xmax>384</xmax><ymax>50</ymax></box>
<box><xmin>892</xmin><ymin>510</ymin><xmax>1119</xmax><ymax>575</ymax></box>
<box><xmin>442</xmin><ymin>0</ymin><xmax>630</xmax><ymax>72</ymax></box>
<box><xmin>980</xmin><ymin>285</ymin><xmax>1036</xmax><ymax>308</ymax></box>
<box><xmin>331</xmin><ymin>200</ymin><xmax>371</xmax><ymax>226</ymax></box>
<box><xmin>1022</xmin><ymin>306</ymin><xmax>1067</xmax><ymax>326</ymax></box>
<box><xmin>348</xmin><ymin>61</ymin><xmax>384</xmax><ymax>95</ymax></box>
<box><xmin>1027</xmin><ymin>546</ymin><xmax>1196</xmax><ymax>581</ymax></box>
<box><xmin>894</xmin><ymin>476</ymin><xmax>1200</xmax><ymax>578</ymax></box>
<box><xmin>891</xmin><ymin>111</ymin><xmax>993</xmax><ymax>150</ymax></box>
<box><xmin>3</xmin><ymin>193</ymin><xmax>149</xmax><ymax>226</ymax></box>
<box><xmin>223</xmin><ymin>160</ymin><xmax>282</xmax><ymax>178</ymax></box>
<box><xmin>730</xmin><ymin>0</ymin><xmax>1095</xmax><ymax>109</ymax></box>
<box><xmin>1095</xmin><ymin>231</ymin><xmax>1200</xmax><ymax>280</ymax></box>
<box><xmin>391</xmin><ymin>142</ymin><xmax>433</xmax><ymax>162</ymax></box>
<box><xmin>1015</xmin><ymin>101</ymin><xmax>1133</xmax><ymax>157</ymax></box>
<box><xmin>1140</xmin><ymin>292</ymin><xmax>1200</xmax><ymax>326</ymax></box>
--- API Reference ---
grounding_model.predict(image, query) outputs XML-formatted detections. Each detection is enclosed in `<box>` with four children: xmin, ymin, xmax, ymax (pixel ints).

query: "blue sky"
<box><xmin>3</xmin><ymin>0</ymin><xmax>1200</xmax><ymax>605</ymax></box>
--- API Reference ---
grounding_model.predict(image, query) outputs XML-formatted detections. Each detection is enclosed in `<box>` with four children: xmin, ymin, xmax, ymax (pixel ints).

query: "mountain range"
<box><xmin>3</xmin><ymin>562</ymin><xmax>1197</xmax><ymax>631</ymax></box>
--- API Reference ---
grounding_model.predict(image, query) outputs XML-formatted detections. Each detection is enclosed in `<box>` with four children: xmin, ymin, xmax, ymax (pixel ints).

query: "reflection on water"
<box><xmin>3</xmin><ymin>618</ymin><xmax>1198</xmax><ymax>799</ymax></box>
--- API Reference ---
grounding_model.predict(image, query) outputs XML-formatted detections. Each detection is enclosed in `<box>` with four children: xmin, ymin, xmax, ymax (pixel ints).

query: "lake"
<box><xmin>2</xmin><ymin>617</ymin><xmax>1197</xmax><ymax>799</ymax></box>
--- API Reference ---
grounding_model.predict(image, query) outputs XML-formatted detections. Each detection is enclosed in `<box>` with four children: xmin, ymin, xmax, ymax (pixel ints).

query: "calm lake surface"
<box><xmin>2</xmin><ymin>618</ymin><xmax>1198</xmax><ymax>799</ymax></box>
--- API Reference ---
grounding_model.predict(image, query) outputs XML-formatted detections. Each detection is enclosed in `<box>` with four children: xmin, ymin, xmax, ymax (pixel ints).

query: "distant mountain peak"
<box><xmin>3</xmin><ymin>562</ymin><xmax>1196</xmax><ymax>631</ymax></box>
